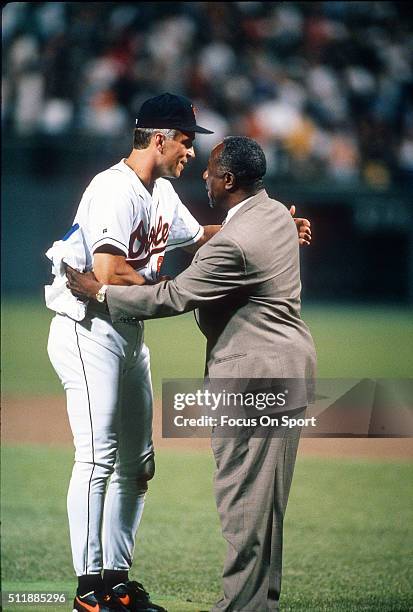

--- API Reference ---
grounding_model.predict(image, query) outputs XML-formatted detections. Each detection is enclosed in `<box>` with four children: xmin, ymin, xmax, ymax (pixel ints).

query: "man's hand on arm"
<box><xmin>66</xmin><ymin>266</ymin><xmax>103</xmax><ymax>300</ymax></box>
<box><xmin>65</xmin><ymin>245</ymin><xmax>146</xmax><ymax>301</ymax></box>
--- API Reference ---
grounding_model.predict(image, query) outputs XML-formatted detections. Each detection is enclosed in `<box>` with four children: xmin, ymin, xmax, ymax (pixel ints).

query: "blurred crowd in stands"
<box><xmin>3</xmin><ymin>2</ymin><xmax>413</xmax><ymax>187</ymax></box>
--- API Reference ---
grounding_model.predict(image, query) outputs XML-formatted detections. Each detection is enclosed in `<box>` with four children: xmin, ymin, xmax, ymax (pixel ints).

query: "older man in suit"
<box><xmin>67</xmin><ymin>136</ymin><xmax>316</xmax><ymax>611</ymax></box>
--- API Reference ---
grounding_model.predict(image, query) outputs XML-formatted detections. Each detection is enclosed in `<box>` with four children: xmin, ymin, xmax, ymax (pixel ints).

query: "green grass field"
<box><xmin>2</xmin><ymin>448</ymin><xmax>412</xmax><ymax>611</ymax></box>
<box><xmin>2</xmin><ymin>299</ymin><xmax>413</xmax><ymax>610</ymax></box>
<box><xmin>2</xmin><ymin>298</ymin><xmax>413</xmax><ymax>396</ymax></box>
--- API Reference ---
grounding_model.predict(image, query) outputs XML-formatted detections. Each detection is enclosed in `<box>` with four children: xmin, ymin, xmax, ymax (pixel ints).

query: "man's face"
<box><xmin>162</xmin><ymin>130</ymin><xmax>195</xmax><ymax>178</ymax></box>
<box><xmin>203</xmin><ymin>143</ymin><xmax>227</xmax><ymax>208</ymax></box>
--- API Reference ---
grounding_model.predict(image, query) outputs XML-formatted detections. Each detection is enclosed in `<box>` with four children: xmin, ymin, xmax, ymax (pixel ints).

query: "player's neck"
<box><xmin>124</xmin><ymin>152</ymin><xmax>155</xmax><ymax>194</ymax></box>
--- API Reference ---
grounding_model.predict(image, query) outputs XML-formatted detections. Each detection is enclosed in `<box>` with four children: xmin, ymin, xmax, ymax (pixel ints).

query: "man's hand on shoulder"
<box><xmin>66</xmin><ymin>266</ymin><xmax>103</xmax><ymax>300</ymax></box>
<box><xmin>289</xmin><ymin>205</ymin><xmax>312</xmax><ymax>246</ymax></box>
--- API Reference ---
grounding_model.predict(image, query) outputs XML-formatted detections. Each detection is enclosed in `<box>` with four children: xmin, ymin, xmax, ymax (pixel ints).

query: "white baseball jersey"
<box><xmin>73</xmin><ymin>159</ymin><xmax>204</xmax><ymax>281</ymax></box>
<box><xmin>47</xmin><ymin>159</ymin><xmax>204</xmax><ymax>577</ymax></box>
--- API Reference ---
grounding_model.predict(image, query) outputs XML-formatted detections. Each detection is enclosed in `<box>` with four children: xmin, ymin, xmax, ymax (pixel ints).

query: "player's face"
<box><xmin>203</xmin><ymin>144</ymin><xmax>227</xmax><ymax>208</ymax></box>
<box><xmin>162</xmin><ymin>131</ymin><xmax>195</xmax><ymax>178</ymax></box>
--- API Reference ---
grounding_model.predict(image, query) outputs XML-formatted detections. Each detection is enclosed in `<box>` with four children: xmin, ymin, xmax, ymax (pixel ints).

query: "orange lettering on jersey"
<box><xmin>157</xmin><ymin>256</ymin><xmax>164</xmax><ymax>273</ymax></box>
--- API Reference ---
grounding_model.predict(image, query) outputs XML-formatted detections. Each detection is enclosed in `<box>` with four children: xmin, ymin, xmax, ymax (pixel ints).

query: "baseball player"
<box><xmin>46</xmin><ymin>93</ymin><xmax>311</xmax><ymax>612</ymax></box>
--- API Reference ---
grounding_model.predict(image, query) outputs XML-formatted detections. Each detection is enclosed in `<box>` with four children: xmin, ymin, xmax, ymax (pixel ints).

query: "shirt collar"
<box><xmin>223</xmin><ymin>191</ymin><xmax>263</xmax><ymax>226</ymax></box>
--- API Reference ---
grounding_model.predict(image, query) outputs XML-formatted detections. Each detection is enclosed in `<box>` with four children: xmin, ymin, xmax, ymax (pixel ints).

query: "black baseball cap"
<box><xmin>135</xmin><ymin>92</ymin><xmax>214</xmax><ymax>134</ymax></box>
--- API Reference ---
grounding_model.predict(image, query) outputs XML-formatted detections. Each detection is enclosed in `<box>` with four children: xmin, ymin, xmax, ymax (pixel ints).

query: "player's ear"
<box><xmin>154</xmin><ymin>132</ymin><xmax>165</xmax><ymax>153</ymax></box>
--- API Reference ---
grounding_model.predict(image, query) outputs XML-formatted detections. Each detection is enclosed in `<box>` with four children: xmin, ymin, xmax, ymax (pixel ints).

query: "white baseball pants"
<box><xmin>47</xmin><ymin>312</ymin><xmax>154</xmax><ymax>576</ymax></box>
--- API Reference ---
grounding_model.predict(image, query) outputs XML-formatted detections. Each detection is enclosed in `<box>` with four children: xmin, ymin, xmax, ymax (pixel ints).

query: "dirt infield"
<box><xmin>2</xmin><ymin>395</ymin><xmax>413</xmax><ymax>459</ymax></box>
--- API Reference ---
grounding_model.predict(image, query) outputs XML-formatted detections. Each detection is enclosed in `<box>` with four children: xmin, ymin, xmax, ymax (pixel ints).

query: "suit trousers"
<box><xmin>211</xmin><ymin>414</ymin><xmax>303</xmax><ymax>612</ymax></box>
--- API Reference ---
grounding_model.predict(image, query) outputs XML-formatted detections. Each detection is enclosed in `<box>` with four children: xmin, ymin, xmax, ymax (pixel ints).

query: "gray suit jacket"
<box><xmin>107</xmin><ymin>189</ymin><xmax>316</xmax><ymax>380</ymax></box>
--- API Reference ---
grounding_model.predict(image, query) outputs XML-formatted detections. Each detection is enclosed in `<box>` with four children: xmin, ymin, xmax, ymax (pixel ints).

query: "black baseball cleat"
<box><xmin>73</xmin><ymin>590</ymin><xmax>129</xmax><ymax>611</ymax></box>
<box><xmin>111</xmin><ymin>581</ymin><xmax>167</xmax><ymax>611</ymax></box>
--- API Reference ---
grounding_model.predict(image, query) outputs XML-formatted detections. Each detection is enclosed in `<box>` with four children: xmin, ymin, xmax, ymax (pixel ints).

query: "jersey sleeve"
<box><xmin>87</xmin><ymin>171</ymin><xmax>138</xmax><ymax>256</ymax></box>
<box><xmin>165</xmin><ymin>184</ymin><xmax>204</xmax><ymax>251</ymax></box>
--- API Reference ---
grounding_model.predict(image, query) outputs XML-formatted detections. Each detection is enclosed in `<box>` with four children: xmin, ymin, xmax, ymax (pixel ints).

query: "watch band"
<box><xmin>96</xmin><ymin>284</ymin><xmax>108</xmax><ymax>303</ymax></box>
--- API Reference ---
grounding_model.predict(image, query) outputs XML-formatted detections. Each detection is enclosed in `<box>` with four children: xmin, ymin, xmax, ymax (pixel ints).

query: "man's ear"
<box><xmin>224</xmin><ymin>172</ymin><xmax>236</xmax><ymax>191</ymax></box>
<box><xmin>154</xmin><ymin>132</ymin><xmax>165</xmax><ymax>153</ymax></box>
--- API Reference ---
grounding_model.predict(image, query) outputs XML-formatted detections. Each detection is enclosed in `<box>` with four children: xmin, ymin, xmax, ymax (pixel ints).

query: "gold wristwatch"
<box><xmin>96</xmin><ymin>284</ymin><xmax>108</xmax><ymax>303</ymax></box>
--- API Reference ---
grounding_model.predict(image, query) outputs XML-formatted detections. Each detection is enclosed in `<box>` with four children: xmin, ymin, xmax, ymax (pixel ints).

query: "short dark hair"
<box><xmin>133</xmin><ymin>127</ymin><xmax>178</xmax><ymax>149</ymax></box>
<box><xmin>216</xmin><ymin>136</ymin><xmax>266</xmax><ymax>187</ymax></box>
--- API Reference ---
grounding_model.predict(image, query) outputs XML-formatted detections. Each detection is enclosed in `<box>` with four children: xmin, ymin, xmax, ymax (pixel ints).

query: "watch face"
<box><xmin>96</xmin><ymin>293</ymin><xmax>104</xmax><ymax>302</ymax></box>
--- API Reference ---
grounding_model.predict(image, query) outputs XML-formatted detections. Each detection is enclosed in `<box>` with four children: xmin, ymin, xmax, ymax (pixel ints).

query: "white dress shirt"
<box><xmin>222</xmin><ymin>190</ymin><xmax>265</xmax><ymax>225</ymax></box>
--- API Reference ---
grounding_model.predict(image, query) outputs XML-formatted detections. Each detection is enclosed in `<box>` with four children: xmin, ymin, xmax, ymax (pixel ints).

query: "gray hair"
<box><xmin>133</xmin><ymin>128</ymin><xmax>179</xmax><ymax>149</ymax></box>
